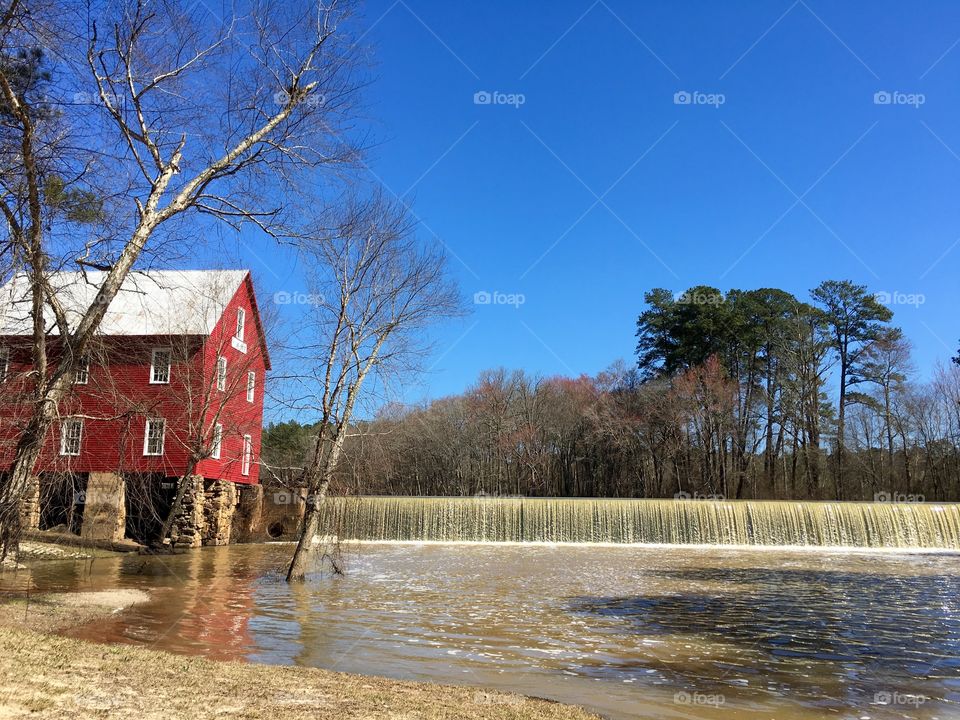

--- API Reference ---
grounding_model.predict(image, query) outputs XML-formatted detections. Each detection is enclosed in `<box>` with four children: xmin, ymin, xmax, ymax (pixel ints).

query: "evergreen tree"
<box><xmin>810</xmin><ymin>280</ymin><xmax>893</xmax><ymax>498</ymax></box>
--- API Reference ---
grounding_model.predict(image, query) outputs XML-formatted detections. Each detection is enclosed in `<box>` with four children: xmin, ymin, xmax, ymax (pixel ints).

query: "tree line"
<box><xmin>261</xmin><ymin>280</ymin><xmax>960</xmax><ymax>502</ymax></box>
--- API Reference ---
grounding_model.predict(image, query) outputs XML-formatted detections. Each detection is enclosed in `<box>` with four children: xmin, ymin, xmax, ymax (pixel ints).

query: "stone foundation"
<box><xmin>225</xmin><ymin>479</ymin><xmax>304</xmax><ymax>542</ymax></box>
<box><xmin>202</xmin><ymin>480</ymin><xmax>238</xmax><ymax>546</ymax></box>
<box><xmin>15</xmin><ymin>472</ymin><xmax>253</xmax><ymax>548</ymax></box>
<box><xmin>231</xmin><ymin>484</ymin><xmax>264</xmax><ymax>543</ymax></box>
<box><xmin>169</xmin><ymin>475</ymin><xmax>205</xmax><ymax>548</ymax></box>
<box><xmin>19</xmin><ymin>475</ymin><xmax>40</xmax><ymax>531</ymax></box>
<box><xmin>168</xmin><ymin>477</ymin><xmax>242</xmax><ymax>547</ymax></box>
<box><xmin>259</xmin><ymin>478</ymin><xmax>305</xmax><ymax>540</ymax></box>
<box><xmin>80</xmin><ymin>472</ymin><xmax>126</xmax><ymax>542</ymax></box>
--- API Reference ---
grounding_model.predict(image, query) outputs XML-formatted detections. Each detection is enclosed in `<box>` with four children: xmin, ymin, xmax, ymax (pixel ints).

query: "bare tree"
<box><xmin>283</xmin><ymin>191</ymin><xmax>463</xmax><ymax>581</ymax></box>
<box><xmin>856</xmin><ymin>328</ymin><xmax>913</xmax><ymax>488</ymax></box>
<box><xmin>0</xmin><ymin>0</ymin><xmax>365</xmax><ymax>553</ymax></box>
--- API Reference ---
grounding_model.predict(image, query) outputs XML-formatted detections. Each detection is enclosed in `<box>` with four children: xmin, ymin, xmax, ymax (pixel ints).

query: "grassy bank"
<box><xmin>0</xmin><ymin>578</ymin><xmax>599</xmax><ymax>720</ymax></box>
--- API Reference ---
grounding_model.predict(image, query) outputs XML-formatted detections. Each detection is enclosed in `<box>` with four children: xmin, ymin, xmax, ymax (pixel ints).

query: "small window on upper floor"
<box><xmin>0</xmin><ymin>347</ymin><xmax>8</xmax><ymax>383</ymax></box>
<box><xmin>216</xmin><ymin>356</ymin><xmax>227</xmax><ymax>392</ymax></box>
<box><xmin>60</xmin><ymin>418</ymin><xmax>83</xmax><ymax>456</ymax></box>
<box><xmin>74</xmin><ymin>356</ymin><xmax>89</xmax><ymax>385</ymax></box>
<box><xmin>241</xmin><ymin>434</ymin><xmax>252</xmax><ymax>476</ymax></box>
<box><xmin>211</xmin><ymin>422</ymin><xmax>223</xmax><ymax>460</ymax></box>
<box><xmin>150</xmin><ymin>348</ymin><xmax>171</xmax><ymax>384</ymax></box>
<box><xmin>246</xmin><ymin>371</ymin><xmax>255</xmax><ymax>402</ymax></box>
<box><xmin>236</xmin><ymin>307</ymin><xmax>246</xmax><ymax>341</ymax></box>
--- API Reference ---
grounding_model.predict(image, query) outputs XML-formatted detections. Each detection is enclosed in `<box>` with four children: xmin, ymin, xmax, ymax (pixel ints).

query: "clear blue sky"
<box><xmin>236</xmin><ymin>0</ymin><xmax>960</xmax><ymax>408</ymax></box>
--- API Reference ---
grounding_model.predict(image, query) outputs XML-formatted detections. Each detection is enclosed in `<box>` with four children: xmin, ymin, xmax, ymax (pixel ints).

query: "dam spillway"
<box><xmin>319</xmin><ymin>496</ymin><xmax>960</xmax><ymax>549</ymax></box>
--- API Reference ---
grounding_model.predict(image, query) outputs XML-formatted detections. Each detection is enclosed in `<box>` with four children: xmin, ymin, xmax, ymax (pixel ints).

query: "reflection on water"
<box><xmin>2</xmin><ymin>543</ymin><xmax>959</xmax><ymax>720</ymax></box>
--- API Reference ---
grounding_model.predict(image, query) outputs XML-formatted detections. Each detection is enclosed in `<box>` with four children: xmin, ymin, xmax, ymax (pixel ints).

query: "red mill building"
<box><xmin>0</xmin><ymin>270</ymin><xmax>268</xmax><ymax>546</ymax></box>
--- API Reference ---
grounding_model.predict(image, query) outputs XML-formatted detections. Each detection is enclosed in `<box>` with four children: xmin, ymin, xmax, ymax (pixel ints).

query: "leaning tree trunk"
<box><xmin>153</xmin><ymin>456</ymin><xmax>201</xmax><ymax>549</ymax></box>
<box><xmin>0</xmin><ymin>418</ymin><xmax>47</xmax><ymax>559</ymax></box>
<box><xmin>0</xmin><ymin>385</ymin><xmax>67</xmax><ymax>558</ymax></box>
<box><xmin>286</xmin><ymin>458</ymin><xmax>341</xmax><ymax>582</ymax></box>
<box><xmin>286</xmin><ymin>433</ymin><xmax>344</xmax><ymax>581</ymax></box>
<box><xmin>286</xmin><ymin>351</ymin><xmax>380</xmax><ymax>582</ymax></box>
<box><xmin>286</xmin><ymin>491</ymin><xmax>325</xmax><ymax>582</ymax></box>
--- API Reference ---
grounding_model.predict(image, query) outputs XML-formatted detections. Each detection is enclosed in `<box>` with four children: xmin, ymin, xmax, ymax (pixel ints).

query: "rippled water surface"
<box><xmin>4</xmin><ymin>543</ymin><xmax>960</xmax><ymax>719</ymax></box>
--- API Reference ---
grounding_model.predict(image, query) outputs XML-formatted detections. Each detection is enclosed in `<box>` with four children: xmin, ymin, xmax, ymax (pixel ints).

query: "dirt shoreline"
<box><xmin>0</xmin><ymin>556</ymin><xmax>600</xmax><ymax>720</ymax></box>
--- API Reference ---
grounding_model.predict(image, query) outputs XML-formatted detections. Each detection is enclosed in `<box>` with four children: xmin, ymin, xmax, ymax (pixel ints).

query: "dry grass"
<box><xmin>0</xmin><ymin>595</ymin><xmax>600</xmax><ymax>720</ymax></box>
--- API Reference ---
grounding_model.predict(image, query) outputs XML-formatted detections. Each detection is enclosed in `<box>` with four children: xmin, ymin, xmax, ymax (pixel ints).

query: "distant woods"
<box><xmin>264</xmin><ymin>280</ymin><xmax>960</xmax><ymax>502</ymax></box>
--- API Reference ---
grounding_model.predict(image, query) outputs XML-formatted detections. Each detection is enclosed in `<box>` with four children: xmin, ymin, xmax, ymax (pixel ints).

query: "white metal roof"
<box><xmin>0</xmin><ymin>270</ymin><xmax>249</xmax><ymax>337</ymax></box>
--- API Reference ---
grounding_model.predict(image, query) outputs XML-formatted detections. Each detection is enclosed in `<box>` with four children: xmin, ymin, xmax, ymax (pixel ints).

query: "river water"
<box><xmin>3</xmin><ymin>542</ymin><xmax>959</xmax><ymax>719</ymax></box>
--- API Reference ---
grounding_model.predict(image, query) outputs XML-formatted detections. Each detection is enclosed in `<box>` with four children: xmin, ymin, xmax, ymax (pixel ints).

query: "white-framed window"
<box><xmin>235</xmin><ymin>307</ymin><xmax>246</xmax><ymax>341</ymax></box>
<box><xmin>241</xmin><ymin>434</ymin><xmax>252</xmax><ymax>476</ymax></box>
<box><xmin>150</xmin><ymin>348</ymin><xmax>171</xmax><ymax>384</ymax></box>
<box><xmin>143</xmin><ymin>418</ymin><xmax>166</xmax><ymax>456</ymax></box>
<box><xmin>246</xmin><ymin>371</ymin><xmax>255</xmax><ymax>402</ymax></box>
<box><xmin>59</xmin><ymin>418</ymin><xmax>83</xmax><ymax>456</ymax></box>
<box><xmin>211</xmin><ymin>422</ymin><xmax>223</xmax><ymax>460</ymax></box>
<box><xmin>0</xmin><ymin>347</ymin><xmax>8</xmax><ymax>383</ymax></box>
<box><xmin>216</xmin><ymin>356</ymin><xmax>227</xmax><ymax>392</ymax></box>
<box><xmin>74</xmin><ymin>355</ymin><xmax>89</xmax><ymax>385</ymax></box>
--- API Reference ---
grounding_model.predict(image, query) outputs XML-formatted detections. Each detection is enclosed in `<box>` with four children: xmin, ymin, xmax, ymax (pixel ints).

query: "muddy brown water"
<box><xmin>2</xmin><ymin>542</ymin><xmax>959</xmax><ymax>719</ymax></box>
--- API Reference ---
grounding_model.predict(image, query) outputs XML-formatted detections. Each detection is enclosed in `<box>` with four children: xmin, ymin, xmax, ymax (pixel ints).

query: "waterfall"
<box><xmin>320</xmin><ymin>497</ymin><xmax>960</xmax><ymax>549</ymax></box>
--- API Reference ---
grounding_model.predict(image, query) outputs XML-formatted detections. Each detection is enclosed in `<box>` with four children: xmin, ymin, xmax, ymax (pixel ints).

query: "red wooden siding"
<box><xmin>195</xmin><ymin>274</ymin><xmax>268</xmax><ymax>485</ymax></box>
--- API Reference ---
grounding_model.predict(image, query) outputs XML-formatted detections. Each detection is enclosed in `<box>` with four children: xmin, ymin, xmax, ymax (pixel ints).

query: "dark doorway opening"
<box><xmin>39</xmin><ymin>473</ymin><xmax>86</xmax><ymax>534</ymax></box>
<box><xmin>125</xmin><ymin>474</ymin><xmax>177</xmax><ymax>545</ymax></box>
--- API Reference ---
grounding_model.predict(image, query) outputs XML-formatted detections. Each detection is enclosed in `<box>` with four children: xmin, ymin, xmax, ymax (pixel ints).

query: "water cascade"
<box><xmin>321</xmin><ymin>496</ymin><xmax>960</xmax><ymax>549</ymax></box>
